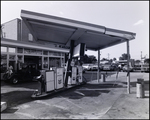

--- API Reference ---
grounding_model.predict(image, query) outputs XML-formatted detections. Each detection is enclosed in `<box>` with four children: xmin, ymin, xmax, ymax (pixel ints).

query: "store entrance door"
<box><xmin>24</xmin><ymin>56</ymin><xmax>42</xmax><ymax>70</ymax></box>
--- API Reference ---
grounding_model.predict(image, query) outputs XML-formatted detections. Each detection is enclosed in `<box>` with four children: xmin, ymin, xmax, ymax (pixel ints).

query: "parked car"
<box><xmin>82</xmin><ymin>64</ymin><xmax>93</xmax><ymax>71</ymax></box>
<box><xmin>102</xmin><ymin>63</ymin><xmax>115</xmax><ymax>71</ymax></box>
<box><xmin>122</xmin><ymin>65</ymin><xmax>134</xmax><ymax>72</ymax></box>
<box><xmin>141</xmin><ymin>63</ymin><xmax>149</xmax><ymax>72</ymax></box>
<box><xmin>3</xmin><ymin>63</ymin><xmax>40</xmax><ymax>84</ymax></box>
<box><xmin>90</xmin><ymin>64</ymin><xmax>98</xmax><ymax>71</ymax></box>
<box><xmin>82</xmin><ymin>64</ymin><xmax>103</xmax><ymax>71</ymax></box>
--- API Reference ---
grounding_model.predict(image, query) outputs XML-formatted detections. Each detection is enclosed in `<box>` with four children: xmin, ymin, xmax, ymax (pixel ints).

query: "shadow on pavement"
<box><xmin>2</xmin><ymin>108</ymin><xmax>18</xmax><ymax>113</ymax></box>
<box><xmin>55</xmin><ymin>89</ymin><xmax>110</xmax><ymax>99</ymax></box>
<box><xmin>1</xmin><ymin>80</ymin><xmax>39</xmax><ymax>89</ymax></box>
<box><xmin>83</xmin><ymin>83</ymin><xmax>124</xmax><ymax>88</ymax></box>
<box><xmin>1</xmin><ymin>91</ymin><xmax>34</xmax><ymax>110</ymax></box>
<box><xmin>83</xmin><ymin>72</ymin><xmax>116</xmax><ymax>82</ymax></box>
<box><xmin>35</xmin><ymin>82</ymin><xmax>126</xmax><ymax>100</ymax></box>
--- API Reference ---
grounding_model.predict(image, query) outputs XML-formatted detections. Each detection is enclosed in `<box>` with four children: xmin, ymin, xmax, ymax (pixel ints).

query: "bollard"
<box><xmin>136</xmin><ymin>78</ymin><xmax>145</xmax><ymax>98</ymax></box>
<box><xmin>102</xmin><ymin>74</ymin><xmax>105</xmax><ymax>82</ymax></box>
<box><xmin>68</xmin><ymin>76</ymin><xmax>71</xmax><ymax>85</ymax></box>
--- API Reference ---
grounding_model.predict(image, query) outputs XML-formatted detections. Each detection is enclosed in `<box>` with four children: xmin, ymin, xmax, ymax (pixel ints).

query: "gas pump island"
<box><xmin>32</xmin><ymin>42</ymin><xmax>86</xmax><ymax>98</ymax></box>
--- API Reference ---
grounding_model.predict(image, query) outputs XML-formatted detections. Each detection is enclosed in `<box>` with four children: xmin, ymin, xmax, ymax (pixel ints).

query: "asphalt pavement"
<box><xmin>1</xmin><ymin>72</ymin><xmax>149</xmax><ymax>119</ymax></box>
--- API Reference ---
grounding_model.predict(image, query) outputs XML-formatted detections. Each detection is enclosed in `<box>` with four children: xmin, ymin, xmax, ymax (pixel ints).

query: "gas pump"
<box><xmin>32</xmin><ymin>70</ymin><xmax>55</xmax><ymax>97</ymax></box>
<box><xmin>32</xmin><ymin>68</ymin><xmax>64</xmax><ymax>98</ymax></box>
<box><xmin>71</xmin><ymin>66</ymin><xmax>77</xmax><ymax>84</ymax></box>
<box><xmin>77</xmin><ymin>66</ymin><xmax>83</xmax><ymax>83</ymax></box>
<box><xmin>67</xmin><ymin>57</ymin><xmax>84</xmax><ymax>85</ymax></box>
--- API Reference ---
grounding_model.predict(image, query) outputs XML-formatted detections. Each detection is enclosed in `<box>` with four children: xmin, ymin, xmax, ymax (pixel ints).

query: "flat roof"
<box><xmin>21</xmin><ymin>10</ymin><xmax>136</xmax><ymax>51</ymax></box>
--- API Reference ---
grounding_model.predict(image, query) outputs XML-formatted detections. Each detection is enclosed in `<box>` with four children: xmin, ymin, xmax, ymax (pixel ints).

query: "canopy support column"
<box><xmin>64</xmin><ymin>40</ymin><xmax>75</xmax><ymax>87</ymax></box>
<box><xmin>126</xmin><ymin>39</ymin><xmax>130</xmax><ymax>94</ymax></box>
<box><xmin>97</xmin><ymin>50</ymin><xmax>101</xmax><ymax>83</ymax></box>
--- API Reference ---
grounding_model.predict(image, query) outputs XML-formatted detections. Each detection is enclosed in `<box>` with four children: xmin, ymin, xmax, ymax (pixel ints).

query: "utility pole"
<box><xmin>108</xmin><ymin>53</ymin><xmax>109</xmax><ymax>60</ymax></box>
<box><xmin>127</xmin><ymin>40</ymin><xmax>130</xmax><ymax>94</ymax></box>
<box><xmin>141</xmin><ymin>51</ymin><xmax>142</xmax><ymax>61</ymax></box>
<box><xmin>97</xmin><ymin>50</ymin><xmax>100</xmax><ymax>83</ymax></box>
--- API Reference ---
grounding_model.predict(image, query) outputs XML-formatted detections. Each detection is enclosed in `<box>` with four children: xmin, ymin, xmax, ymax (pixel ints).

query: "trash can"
<box><xmin>136</xmin><ymin>78</ymin><xmax>145</xmax><ymax>98</ymax></box>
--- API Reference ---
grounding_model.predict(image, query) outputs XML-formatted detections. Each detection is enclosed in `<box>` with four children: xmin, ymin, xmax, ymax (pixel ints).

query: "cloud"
<box><xmin>59</xmin><ymin>11</ymin><xmax>64</xmax><ymax>15</ymax></box>
<box><xmin>133</xmin><ymin>20</ymin><xmax>144</xmax><ymax>26</ymax></box>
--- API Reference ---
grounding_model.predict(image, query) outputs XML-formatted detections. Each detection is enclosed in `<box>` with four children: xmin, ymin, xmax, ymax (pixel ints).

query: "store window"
<box><xmin>30</xmin><ymin>49</ymin><xmax>36</xmax><ymax>54</ymax></box>
<box><xmin>36</xmin><ymin>50</ymin><xmax>42</xmax><ymax>55</ymax></box>
<box><xmin>9</xmin><ymin>55</ymin><xmax>16</xmax><ymax>60</ymax></box>
<box><xmin>9</xmin><ymin>47</ymin><xmax>16</xmax><ymax>53</ymax></box>
<box><xmin>54</xmin><ymin>52</ymin><xmax>61</xmax><ymax>56</ymax></box>
<box><xmin>17</xmin><ymin>48</ymin><xmax>23</xmax><ymax>53</ymax></box>
<box><xmin>28</xmin><ymin>33</ymin><xmax>33</xmax><ymax>41</ymax></box>
<box><xmin>1</xmin><ymin>46</ymin><xmax>7</xmax><ymax>52</ymax></box>
<box><xmin>43</xmin><ymin>51</ymin><xmax>48</xmax><ymax>55</ymax></box>
<box><xmin>17</xmin><ymin>55</ymin><xmax>23</xmax><ymax>70</ymax></box>
<box><xmin>43</xmin><ymin>57</ymin><xmax>48</xmax><ymax>69</ymax></box>
<box><xmin>1</xmin><ymin>54</ymin><xmax>7</xmax><ymax>73</ymax></box>
<box><xmin>17</xmin><ymin>55</ymin><xmax>23</xmax><ymax>61</ymax></box>
<box><xmin>49</xmin><ymin>51</ymin><xmax>53</xmax><ymax>56</ymax></box>
<box><xmin>24</xmin><ymin>49</ymin><xmax>30</xmax><ymax>54</ymax></box>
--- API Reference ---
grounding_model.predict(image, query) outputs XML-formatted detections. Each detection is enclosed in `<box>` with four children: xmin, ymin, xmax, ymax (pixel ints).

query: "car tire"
<box><xmin>11</xmin><ymin>77</ymin><xmax>19</xmax><ymax>84</ymax></box>
<box><xmin>3</xmin><ymin>74</ymin><xmax>8</xmax><ymax>81</ymax></box>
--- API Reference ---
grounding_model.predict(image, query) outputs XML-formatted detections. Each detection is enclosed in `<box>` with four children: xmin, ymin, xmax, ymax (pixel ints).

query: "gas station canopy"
<box><xmin>21</xmin><ymin>10</ymin><xmax>136</xmax><ymax>51</ymax></box>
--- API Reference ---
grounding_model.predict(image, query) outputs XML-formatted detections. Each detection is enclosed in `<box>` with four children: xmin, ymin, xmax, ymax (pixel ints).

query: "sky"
<box><xmin>1</xmin><ymin>1</ymin><xmax>149</xmax><ymax>60</ymax></box>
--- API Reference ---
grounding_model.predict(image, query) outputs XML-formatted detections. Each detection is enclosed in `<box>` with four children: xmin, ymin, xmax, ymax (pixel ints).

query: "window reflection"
<box><xmin>9</xmin><ymin>47</ymin><xmax>16</xmax><ymax>53</ymax></box>
<box><xmin>1</xmin><ymin>47</ymin><xmax>7</xmax><ymax>52</ymax></box>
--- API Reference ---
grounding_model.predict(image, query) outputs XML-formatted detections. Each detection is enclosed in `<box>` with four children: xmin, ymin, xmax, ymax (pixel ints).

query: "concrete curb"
<box><xmin>1</xmin><ymin>102</ymin><xmax>7</xmax><ymax>112</ymax></box>
<box><xmin>31</xmin><ymin>82</ymin><xmax>87</xmax><ymax>99</ymax></box>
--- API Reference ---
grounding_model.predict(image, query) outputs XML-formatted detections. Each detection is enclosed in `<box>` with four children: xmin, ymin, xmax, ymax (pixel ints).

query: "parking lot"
<box><xmin>1</xmin><ymin>72</ymin><xmax>149</xmax><ymax>119</ymax></box>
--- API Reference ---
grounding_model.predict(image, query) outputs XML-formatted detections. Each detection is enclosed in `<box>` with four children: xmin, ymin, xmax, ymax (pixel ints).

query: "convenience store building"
<box><xmin>1</xmin><ymin>18</ymin><xmax>69</xmax><ymax>72</ymax></box>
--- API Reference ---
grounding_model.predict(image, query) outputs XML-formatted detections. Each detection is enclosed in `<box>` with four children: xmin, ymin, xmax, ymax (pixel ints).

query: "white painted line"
<box><xmin>15</xmin><ymin>112</ymin><xmax>37</xmax><ymax>119</ymax></box>
<box><xmin>59</xmin><ymin>96</ymin><xmax>84</xmax><ymax>110</ymax></box>
<box><xmin>34</xmin><ymin>100</ymin><xmax>68</xmax><ymax>110</ymax></box>
<box><xmin>53</xmin><ymin>104</ymin><xmax>68</xmax><ymax>110</ymax></box>
<box><xmin>19</xmin><ymin>104</ymin><xmax>30</xmax><ymax>109</ymax></box>
<box><xmin>78</xmin><ymin>89</ymin><xmax>105</xmax><ymax>91</ymax></box>
<box><xmin>34</xmin><ymin>100</ymin><xmax>50</xmax><ymax>106</ymax></box>
<box><xmin>74</xmin><ymin>91</ymin><xmax>85</xmax><ymax>96</ymax></box>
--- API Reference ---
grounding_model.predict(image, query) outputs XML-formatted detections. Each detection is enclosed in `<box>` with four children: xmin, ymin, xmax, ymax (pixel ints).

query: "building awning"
<box><xmin>21</xmin><ymin>10</ymin><xmax>136</xmax><ymax>51</ymax></box>
<box><xmin>1</xmin><ymin>38</ymin><xmax>69</xmax><ymax>53</ymax></box>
